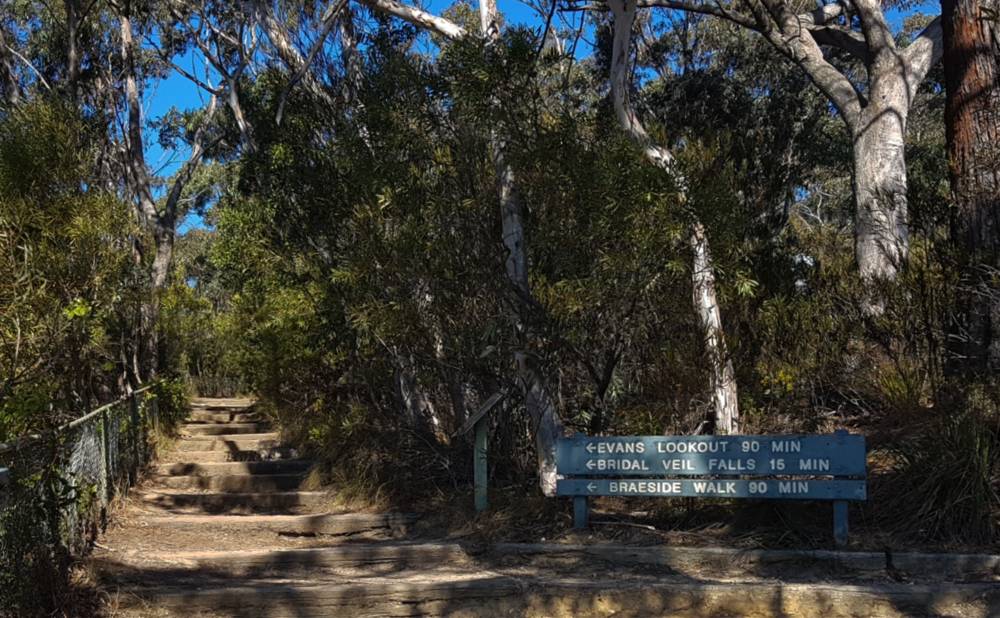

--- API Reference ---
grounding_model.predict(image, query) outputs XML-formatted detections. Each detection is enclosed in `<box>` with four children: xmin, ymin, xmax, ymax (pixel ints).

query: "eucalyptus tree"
<box><xmin>350</xmin><ymin>0</ymin><xmax>748</xmax><ymax>439</ymax></box>
<box><xmin>352</xmin><ymin>0</ymin><xmax>566</xmax><ymax>493</ymax></box>
<box><xmin>575</xmin><ymin>0</ymin><xmax>944</xmax><ymax>286</ymax></box>
<box><xmin>942</xmin><ymin>0</ymin><xmax>1000</xmax><ymax>370</ymax></box>
<box><xmin>113</xmin><ymin>1</ymin><xmax>222</xmax><ymax>377</ymax></box>
<box><xmin>608</xmin><ymin>0</ymin><xmax>740</xmax><ymax>433</ymax></box>
<box><xmin>0</xmin><ymin>1</ymin><xmax>207</xmax><ymax>379</ymax></box>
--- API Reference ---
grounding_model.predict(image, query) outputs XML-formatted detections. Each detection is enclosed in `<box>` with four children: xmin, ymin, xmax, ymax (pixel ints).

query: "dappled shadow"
<box><xmin>155</xmin><ymin>472</ymin><xmax>305</xmax><ymax>492</ymax></box>
<box><xmin>98</xmin><ymin>401</ymin><xmax>1000</xmax><ymax>616</ymax></box>
<box><xmin>158</xmin><ymin>460</ymin><xmax>310</xmax><ymax>477</ymax></box>
<box><xmin>95</xmin><ymin>543</ymin><xmax>1000</xmax><ymax>617</ymax></box>
<box><xmin>139</xmin><ymin>490</ymin><xmax>325</xmax><ymax>515</ymax></box>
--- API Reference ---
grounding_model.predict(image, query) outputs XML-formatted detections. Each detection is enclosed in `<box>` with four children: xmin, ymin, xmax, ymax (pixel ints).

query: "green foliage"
<box><xmin>0</xmin><ymin>101</ymin><xmax>158</xmax><ymax>615</ymax></box>
<box><xmin>0</xmin><ymin>102</ymin><xmax>146</xmax><ymax>440</ymax></box>
<box><xmin>151</xmin><ymin>378</ymin><xmax>191</xmax><ymax>431</ymax></box>
<box><xmin>0</xmin><ymin>444</ymin><xmax>75</xmax><ymax>617</ymax></box>
<box><xmin>1</xmin><ymin>1</ymin><xmax>990</xmax><ymax>561</ymax></box>
<box><xmin>881</xmin><ymin>388</ymin><xmax>999</xmax><ymax>543</ymax></box>
<box><xmin>182</xmin><ymin>25</ymin><xmax>999</xmax><ymax>547</ymax></box>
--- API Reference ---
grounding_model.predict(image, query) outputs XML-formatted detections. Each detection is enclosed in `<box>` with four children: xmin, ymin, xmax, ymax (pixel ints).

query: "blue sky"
<box><xmin>148</xmin><ymin>0</ymin><xmax>938</xmax><ymax>233</ymax></box>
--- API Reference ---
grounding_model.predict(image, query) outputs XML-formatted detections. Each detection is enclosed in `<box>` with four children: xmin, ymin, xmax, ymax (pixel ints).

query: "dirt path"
<box><xmin>91</xmin><ymin>399</ymin><xmax>999</xmax><ymax>617</ymax></box>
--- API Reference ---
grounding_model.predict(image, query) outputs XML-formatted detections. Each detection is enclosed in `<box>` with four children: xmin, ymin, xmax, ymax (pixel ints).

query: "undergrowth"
<box><xmin>878</xmin><ymin>384</ymin><xmax>1000</xmax><ymax>545</ymax></box>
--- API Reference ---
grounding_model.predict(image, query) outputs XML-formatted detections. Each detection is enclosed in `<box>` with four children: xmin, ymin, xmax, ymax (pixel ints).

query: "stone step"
<box><xmin>113</xmin><ymin>574</ymin><xmax>520</xmax><ymax>617</ymax></box>
<box><xmin>190</xmin><ymin>398</ymin><xmax>255</xmax><ymax>410</ymax></box>
<box><xmin>173</xmin><ymin>434</ymin><xmax>281</xmax><ymax>451</ymax></box>
<box><xmin>98</xmin><ymin>543</ymin><xmax>469</xmax><ymax>579</ymax></box>
<box><xmin>188</xmin><ymin>411</ymin><xmax>261</xmax><ymax>423</ymax></box>
<box><xmin>153</xmin><ymin>460</ymin><xmax>312</xmax><ymax>477</ymax></box>
<box><xmin>108</xmin><ymin>576</ymin><xmax>1000</xmax><ymax>618</ymax></box>
<box><xmin>134</xmin><ymin>512</ymin><xmax>418</xmax><ymax>537</ymax></box>
<box><xmin>495</xmin><ymin>543</ymin><xmax>1000</xmax><ymax>583</ymax></box>
<box><xmin>182</xmin><ymin>422</ymin><xmax>272</xmax><ymax>436</ymax></box>
<box><xmin>161</xmin><ymin>449</ymin><xmax>296</xmax><ymax>463</ymax></box>
<box><xmin>150</xmin><ymin>473</ymin><xmax>305</xmax><ymax>492</ymax></box>
<box><xmin>138</xmin><ymin>490</ymin><xmax>329</xmax><ymax>514</ymax></box>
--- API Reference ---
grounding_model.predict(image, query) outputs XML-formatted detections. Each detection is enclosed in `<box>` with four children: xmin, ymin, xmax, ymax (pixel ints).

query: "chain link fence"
<box><xmin>0</xmin><ymin>385</ymin><xmax>163</xmax><ymax>615</ymax></box>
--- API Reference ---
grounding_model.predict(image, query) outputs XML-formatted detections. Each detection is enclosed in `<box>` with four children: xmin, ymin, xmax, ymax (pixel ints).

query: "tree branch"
<box><xmin>0</xmin><ymin>28</ymin><xmax>21</xmax><ymax>104</ymax></box>
<box><xmin>269</xmin><ymin>0</ymin><xmax>346</xmax><ymax>124</ymax></box>
<box><xmin>5</xmin><ymin>45</ymin><xmax>52</xmax><ymax>92</ymax></box>
<box><xmin>146</xmin><ymin>37</ymin><xmax>223</xmax><ymax>95</ymax></box>
<box><xmin>162</xmin><ymin>94</ymin><xmax>219</xmax><ymax>224</ymax></box>
<box><xmin>637</xmin><ymin>0</ymin><xmax>759</xmax><ymax>30</ymax></box>
<box><xmin>756</xmin><ymin>0</ymin><xmax>863</xmax><ymax>130</ymax></box>
<box><xmin>356</xmin><ymin>0</ymin><xmax>467</xmax><ymax>39</ymax></box>
<box><xmin>609</xmin><ymin>0</ymin><xmax>684</xmax><ymax>180</ymax></box>
<box><xmin>798</xmin><ymin>2</ymin><xmax>845</xmax><ymax>26</ymax></box>
<box><xmin>851</xmin><ymin>0</ymin><xmax>896</xmax><ymax>57</ymax></box>
<box><xmin>807</xmin><ymin>24</ymin><xmax>870</xmax><ymax>62</ymax></box>
<box><xmin>901</xmin><ymin>15</ymin><xmax>943</xmax><ymax>101</ymax></box>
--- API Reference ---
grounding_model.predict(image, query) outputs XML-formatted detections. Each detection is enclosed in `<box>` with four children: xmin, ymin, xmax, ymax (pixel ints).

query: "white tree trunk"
<box><xmin>610</xmin><ymin>0</ymin><xmax>739</xmax><ymax>434</ymax></box>
<box><xmin>493</xmin><ymin>129</ymin><xmax>564</xmax><ymax>495</ymax></box>
<box><xmin>517</xmin><ymin>352</ymin><xmax>562</xmax><ymax>496</ymax></box>
<box><xmin>358</xmin><ymin>0</ymin><xmax>564</xmax><ymax>493</ymax></box>
<box><xmin>690</xmin><ymin>222</ymin><xmax>739</xmax><ymax>434</ymax></box>
<box><xmin>852</xmin><ymin>105</ymin><xmax>910</xmax><ymax>283</ymax></box>
<box><xmin>481</xmin><ymin>0</ymin><xmax>563</xmax><ymax>495</ymax></box>
<box><xmin>414</xmin><ymin>281</ymin><xmax>462</xmax><ymax>437</ymax></box>
<box><xmin>119</xmin><ymin>9</ymin><xmax>216</xmax><ymax>379</ymax></box>
<box><xmin>394</xmin><ymin>359</ymin><xmax>439</xmax><ymax>434</ymax></box>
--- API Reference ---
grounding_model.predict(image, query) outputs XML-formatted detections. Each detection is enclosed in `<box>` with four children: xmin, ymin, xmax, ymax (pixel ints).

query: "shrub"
<box><xmin>880</xmin><ymin>384</ymin><xmax>999</xmax><ymax>544</ymax></box>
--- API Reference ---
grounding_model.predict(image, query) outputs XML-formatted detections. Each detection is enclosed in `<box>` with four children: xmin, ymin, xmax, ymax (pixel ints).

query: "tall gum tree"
<box><xmin>118</xmin><ymin>6</ymin><xmax>219</xmax><ymax>378</ymax></box>
<box><xmin>609</xmin><ymin>0</ymin><xmax>740</xmax><ymax>434</ymax></box>
<box><xmin>942</xmin><ymin>0</ymin><xmax>1000</xmax><ymax>369</ymax></box>
<box><xmin>574</xmin><ymin>0</ymin><xmax>944</xmax><ymax>286</ymax></box>
<box><xmin>355</xmin><ymin>0</ymin><xmax>566</xmax><ymax>494</ymax></box>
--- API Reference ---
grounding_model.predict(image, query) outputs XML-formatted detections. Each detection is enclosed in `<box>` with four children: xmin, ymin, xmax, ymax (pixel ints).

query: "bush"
<box><xmin>151</xmin><ymin>378</ymin><xmax>191</xmax><ymax>435</ymax></box>
<box><xmin>879</xmin><ymin>384</ymin><xmax>1000</xmax><ymax>544</ymax></box>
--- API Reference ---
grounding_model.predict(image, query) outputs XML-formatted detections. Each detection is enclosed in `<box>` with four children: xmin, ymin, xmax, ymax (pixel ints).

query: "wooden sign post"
<box><xmin>557</xmin><ymin>430</ymin><xmax>866</xmax><ymax>546</ymax></box>
<box><xmin>455</xmin><ymin>392</ymin><xmax>505</xmax><ymax>513</ymax></box>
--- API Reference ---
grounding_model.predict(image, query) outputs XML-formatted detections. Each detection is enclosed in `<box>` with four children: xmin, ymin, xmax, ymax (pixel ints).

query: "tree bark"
<box><xmin>0</xmin><ymin>25</ymin><xmax>20</xmax><ymax>105</ymax></box>
<box><xmin>141</xmin><ymin>223</ymin><xmax>175</xmax><ymax>376</ymax></box>
<box><xmin>119</xmin><ymin>8</ymin><xmax>216</xmax><ymax>379</ymax></box>
<box><xmin>480</xmin><ymin>0</ymin><xmax>564</xmax><ymax>495</ymax></box>
<box><xmin>393</xmin><ymin>354</ymin><xmax>440</xmax><ymax>436</ymax></box>
<box><xmin>356</xmin><ymin>0</ymin><xmax>564</xmax><ymax>491</ymax></box>
<box><xmin>610</xmin><ymin>0</ymin><xmax>942</xmax><ymax>291</ymax></box>
<box><xmin>64</xmin><ymin>0</ymin><xmax>81</xmax><ymax>100</ymax></box>
<box><xmin>943</xmin><ymin>0</ymin><xmax>1000</xmax><ymax>370</ymax></box>
<box><xmin>690</xmin><ymin>222</ymin><xmax>740</xmax><ymax>433</ymax></box>
<box><xmin>852</xmin><ymin>105</ymin><xmax>910</xmax><ymax>282</ymax></box>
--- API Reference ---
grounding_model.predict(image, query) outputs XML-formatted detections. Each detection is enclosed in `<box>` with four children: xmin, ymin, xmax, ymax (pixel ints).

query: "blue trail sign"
<box><xmin>555</xmin><ymin>432</ymin><xmax>867</xmax><ymax>546</ymax></box>
<box><xmin>556</xmin><ymin>434</ymin><xmax>866</xmax><ymax>477</ymax></box>
<box><xmin>557</xmin><ymin>479</ymin><xmax>866</xmax><ymax>500</ymax></box>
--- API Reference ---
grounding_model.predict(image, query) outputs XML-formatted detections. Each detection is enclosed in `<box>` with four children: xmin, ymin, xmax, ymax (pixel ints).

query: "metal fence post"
<box><xmin>129</xmin><ymin>394</ymin><xmax>140</xmax><ymax>480</ymax></box>
<box><xmin>101</xmin><ymin>408</ymin><xmax>112</xmax><ymax>503</ymax></box>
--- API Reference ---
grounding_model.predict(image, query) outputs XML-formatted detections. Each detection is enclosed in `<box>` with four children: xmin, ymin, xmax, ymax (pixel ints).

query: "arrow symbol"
<box><xmin>586</xmin><ymin>460</ymin><xmax>596</xmax><ymax>470</ymax></box>
<box><xmin>585</xmin><ymin>443</ymin><xmax>596</xmax><ymax>453</ymax></box>
<box><xmin>587</xmin><ymin>482</ymin><xmax>598</xmax><ymax>493</ymax></box>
